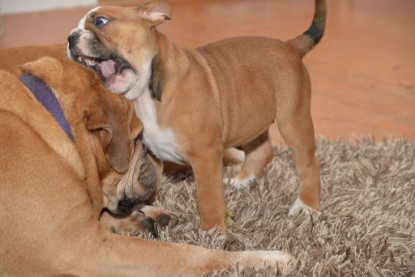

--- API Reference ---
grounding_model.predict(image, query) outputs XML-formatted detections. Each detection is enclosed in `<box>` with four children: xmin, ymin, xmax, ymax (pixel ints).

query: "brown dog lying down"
<box><xmin>0</xmin><ymin>46</ymin><xmax>168</xmax><ymax>235</ymax></box>
<box><xmin>0</xmin><ymin>54</ymin><xmax>292</xmax><ymax>275</ymax></box>
<box><xmin>0</xmin><ymin>44</ymin><xmax>169</xmax><ymax>235</ymax></box>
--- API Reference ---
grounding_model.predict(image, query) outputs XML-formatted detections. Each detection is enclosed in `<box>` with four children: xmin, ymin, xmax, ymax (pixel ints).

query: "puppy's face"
<box><xmin>67</xmin><ymin>2</ymin><xmax>171</xmax><ymax>100</ymax></box>
<box><xmin>21</xmin><ymin>57</ymin><xmax>159</xmax><ymax>214</ymax></box>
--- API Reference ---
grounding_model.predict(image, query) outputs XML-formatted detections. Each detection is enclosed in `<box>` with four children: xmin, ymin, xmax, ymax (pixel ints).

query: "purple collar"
<box><xmin>19</xmin><ymin>73</ymin><xmax>74</xmax><ymax>142</ymax></box>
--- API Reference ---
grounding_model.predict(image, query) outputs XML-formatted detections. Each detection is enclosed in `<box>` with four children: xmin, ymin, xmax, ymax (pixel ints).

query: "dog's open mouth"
<box><xmin>70</xmin><ymin>50</ymin><xmax>138</xmax><ymax>94</ymax></box>
<box><xmin>68</xmin><ymin>46</ymin><xmax>140</xmax><ymax>96</ymax></box>
<box><xmin>75</xmin><ymin>54</ymin><xmax>134</xmax><ymax>82</ymax></box>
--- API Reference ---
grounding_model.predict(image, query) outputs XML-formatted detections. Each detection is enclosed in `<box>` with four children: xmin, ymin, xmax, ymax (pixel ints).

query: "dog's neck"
<box><xmin>19</xmin><ymin>73</ymin><xmax>74</xmax><ymax>142</ymax></box>
<box><xmin>149</xmin><ymin>31</ymin><xmax>187</xmax><ymax>102</ymax></box>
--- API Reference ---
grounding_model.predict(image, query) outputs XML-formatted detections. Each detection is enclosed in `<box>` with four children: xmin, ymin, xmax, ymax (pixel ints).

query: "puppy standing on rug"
<box><xmin>68</xmin><ymin>0</ymin><xmax>327</xmax><ymax>233</ymax></box>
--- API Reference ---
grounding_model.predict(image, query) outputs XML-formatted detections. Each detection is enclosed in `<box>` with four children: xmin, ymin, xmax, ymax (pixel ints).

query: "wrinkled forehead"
<box><xmin>77</xmin><ymin>6</ymin><xmax>138</xmax><ymax>29</ymax></box>
<box><xmin>77</xmin><ymin>6</ymin><xmax>100</xmax><ymax>29</ymax></box>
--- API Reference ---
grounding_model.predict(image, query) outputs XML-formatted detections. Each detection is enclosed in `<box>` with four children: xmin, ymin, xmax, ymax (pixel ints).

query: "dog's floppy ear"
<box><xmin>85</xmin><ymin>101</ymin><xmax>130</xmax><ymax>174</ymax></box>
<box><xmin>19</xmin><ymin>57</ymin><xmax>65</xmax><ymax>88</ymax></box>
<box><xmin>137</xmin><ymin>1</ymin><xmax>171</xmax><ymax>27</ymax></box>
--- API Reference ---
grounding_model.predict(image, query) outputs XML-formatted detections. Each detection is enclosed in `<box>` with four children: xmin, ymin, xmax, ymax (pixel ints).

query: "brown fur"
<box><xmin>67</xmin><ymin>0</ymin><xmax>327</xmax><ymax>233</ymax></box>
<box><xmin>0</xmin><ymin>51</ymin><xmax>292</xmax><ymax>275</ymax></box>
<box><xmin>0</xmin><ymin>44</ymin><xmax>67</xmax><ymax>73</ymax></box>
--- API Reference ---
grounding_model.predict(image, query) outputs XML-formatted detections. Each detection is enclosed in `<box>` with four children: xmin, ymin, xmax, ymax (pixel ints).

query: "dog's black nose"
<box><xmin>117</xmin><ymin>198</ymin><xmax>135</xmax><ymax>214</ymax></box>
<box><xmin>67</xmin><ymin>32</ymin><xmax>80</xmax><ymax>48</ymax></box>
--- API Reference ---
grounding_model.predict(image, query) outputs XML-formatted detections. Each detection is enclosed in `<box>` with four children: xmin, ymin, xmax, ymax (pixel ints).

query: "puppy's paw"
<box><xmin>288</xmin><ymin>197</ymin><xmax>319</xmax><ymax>216</ymax></box>
<box><xmin>225</xmin><ymin>174</ymin><xmax>256</xmax><ymax>188</ymax></box>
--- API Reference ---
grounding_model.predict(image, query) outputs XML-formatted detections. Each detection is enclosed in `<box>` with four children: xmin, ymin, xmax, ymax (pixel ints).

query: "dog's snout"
<box><xmin>137</xmin><ymin>158</ymin><xmax>157</xmax><ymax>191</ymax></box>
<box><xmin>67</xmin><ymin>32</ymin><xmax>80</xmax><ymax>48</ymax></box>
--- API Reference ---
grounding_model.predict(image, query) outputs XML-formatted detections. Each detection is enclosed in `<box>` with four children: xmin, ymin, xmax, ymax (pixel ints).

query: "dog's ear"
<box><xmin>85</xmin><ymin>101</ymin><xmax>130</xmax><ymax>174</ymax></box>
<box><xmin>138</xmin><ymin>1</ymin><xmax>172</xmax><ymax>27</ymax></box>
<box><xmin>19</xmin><ymin>57</ymin><xmax>65</xmax><ymax>88</ymax></box>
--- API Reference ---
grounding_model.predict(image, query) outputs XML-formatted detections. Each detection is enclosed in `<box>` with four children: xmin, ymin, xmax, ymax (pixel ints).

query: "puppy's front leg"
<box><xmin>189</xmin><ymin>145</ymin><xmax>228</xmax><ymax>233</ymax></box>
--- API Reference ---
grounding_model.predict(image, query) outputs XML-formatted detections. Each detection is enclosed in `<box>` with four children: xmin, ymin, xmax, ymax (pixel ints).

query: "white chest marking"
<box><xmin>134</xmin><ymin>89</ymin><xmax>184</xmax><ymax>165</ymax></box>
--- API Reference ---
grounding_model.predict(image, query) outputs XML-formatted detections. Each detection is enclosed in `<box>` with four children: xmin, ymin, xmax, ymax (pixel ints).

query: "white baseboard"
<box><xmin>1</xmin><ymin>0</ymin><xmax>98</xmax><ymax>14</ymax></box>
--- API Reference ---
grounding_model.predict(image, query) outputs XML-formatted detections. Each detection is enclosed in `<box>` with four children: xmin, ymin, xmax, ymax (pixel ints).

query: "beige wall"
<box><xmin>1</xmin><ymin>0</ymin><xmax>98</xmax><ymax>14</ymax></box>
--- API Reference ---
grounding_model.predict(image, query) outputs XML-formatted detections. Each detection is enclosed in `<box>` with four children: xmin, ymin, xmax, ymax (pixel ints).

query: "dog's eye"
<box><xmin>93</xmin><ymin>17</ymin><xmax>109</xmax><ymax>27</ymax></box>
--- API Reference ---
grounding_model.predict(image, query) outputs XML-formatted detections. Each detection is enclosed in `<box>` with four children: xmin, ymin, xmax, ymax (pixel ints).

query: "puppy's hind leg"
<box><xmin>276</xmin><ymin>91</ymin><xmax>321</xmax><ymax>215</ymax></box>
<box><xmin>228</xmin><ymin>131</ymin><xmax>273</xmax><ymax>188</ymax></box>
<box><xmin>223</xmin><ymin>147</ymin><xmax>245</xmax><ymax>167</ymax></box>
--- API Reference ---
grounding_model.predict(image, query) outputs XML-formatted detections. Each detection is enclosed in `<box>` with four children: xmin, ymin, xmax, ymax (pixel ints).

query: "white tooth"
<box><xmin>86</xmin><ymin>59</ymin><xmax>96</xmax><ymax>66</ymax></box>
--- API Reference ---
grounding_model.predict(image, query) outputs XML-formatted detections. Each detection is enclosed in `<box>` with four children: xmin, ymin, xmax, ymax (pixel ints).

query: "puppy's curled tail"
<box><xmin>286</xmin><ymin>0</ymin><xmax>327</xmax><ymax>58</ymax></box>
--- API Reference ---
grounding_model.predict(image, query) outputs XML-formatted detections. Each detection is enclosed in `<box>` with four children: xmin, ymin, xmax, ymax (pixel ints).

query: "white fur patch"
<box><xmin>122</xmin><ymin>58</ymin><xmax>153</xmax><ymax>100</ymax></box>
<box><xmin>241</xmin><ymin>250</ymin><xmax>294</xmax><ymax>267</ymax></box>
<box><xmin>134</xmin><ymin>88</ymin><xmax>184</xmax><ymax>165</ymax></box>
<box><xmin>226</xmin><ymin>174</ymin><xmax>256</xmax><ymax>188</ymax></box>
<box><xmin>288</xmin><ymin>197</ymin><xmax>314</xmax><ymax>216</ymax></box>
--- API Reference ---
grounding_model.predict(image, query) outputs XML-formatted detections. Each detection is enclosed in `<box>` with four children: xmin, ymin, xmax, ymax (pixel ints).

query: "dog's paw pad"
<box><xmin>141</xmin><ymin>217</ymin><xmax>158</xmax><ymax>237</ymax></box>
<box><xmin>156</xmin><ymin>214</ymin><xmax>171</xmax><ymax>227</ymax></box>
<box><xmin>140</xmin><ymin>214</ymin><xmax>171</xmax><ymax>237</ymax></box>
<box><xmin>138</xmin><ymin>205</ymin><xmax>172</xmax><ymax>236</ymax></box>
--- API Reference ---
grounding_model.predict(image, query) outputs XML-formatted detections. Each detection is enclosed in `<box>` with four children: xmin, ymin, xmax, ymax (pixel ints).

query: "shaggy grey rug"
<box><xmin>144</xmin><ymin>138</ymin><xmax>415</xmax><ymax>276</ymax></box>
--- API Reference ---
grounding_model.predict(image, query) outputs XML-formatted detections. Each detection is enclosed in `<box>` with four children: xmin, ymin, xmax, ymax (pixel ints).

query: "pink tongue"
<box><xmin>101</xmin><ymin>60</ymin><xmax>116</xmax><ymax>78</ymax></box>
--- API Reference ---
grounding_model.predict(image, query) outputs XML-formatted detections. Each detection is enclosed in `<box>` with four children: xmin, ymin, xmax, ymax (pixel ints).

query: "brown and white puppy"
<box><xmin>68</xmin><ymin>0</ymin><xmax>327</xmax><ymax>233</ymax></box>
<box><xmin>0</xmin><ymin>56</ymin><xmax>292</xmax><ymax>275</ymax></box>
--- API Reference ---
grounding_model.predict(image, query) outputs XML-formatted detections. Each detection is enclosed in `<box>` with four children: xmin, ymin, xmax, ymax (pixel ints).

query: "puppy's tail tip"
<box><xmin>286</xmin><ymin>0</ymin><xmax>327</xmax><ymax>58</ymax></box>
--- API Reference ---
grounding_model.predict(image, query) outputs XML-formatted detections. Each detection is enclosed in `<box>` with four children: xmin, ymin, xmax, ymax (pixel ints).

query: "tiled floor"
<box><xmin>1</xmin><ymin>0</ymin><xmax>414</xmax><ymax>144</ymax></box>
